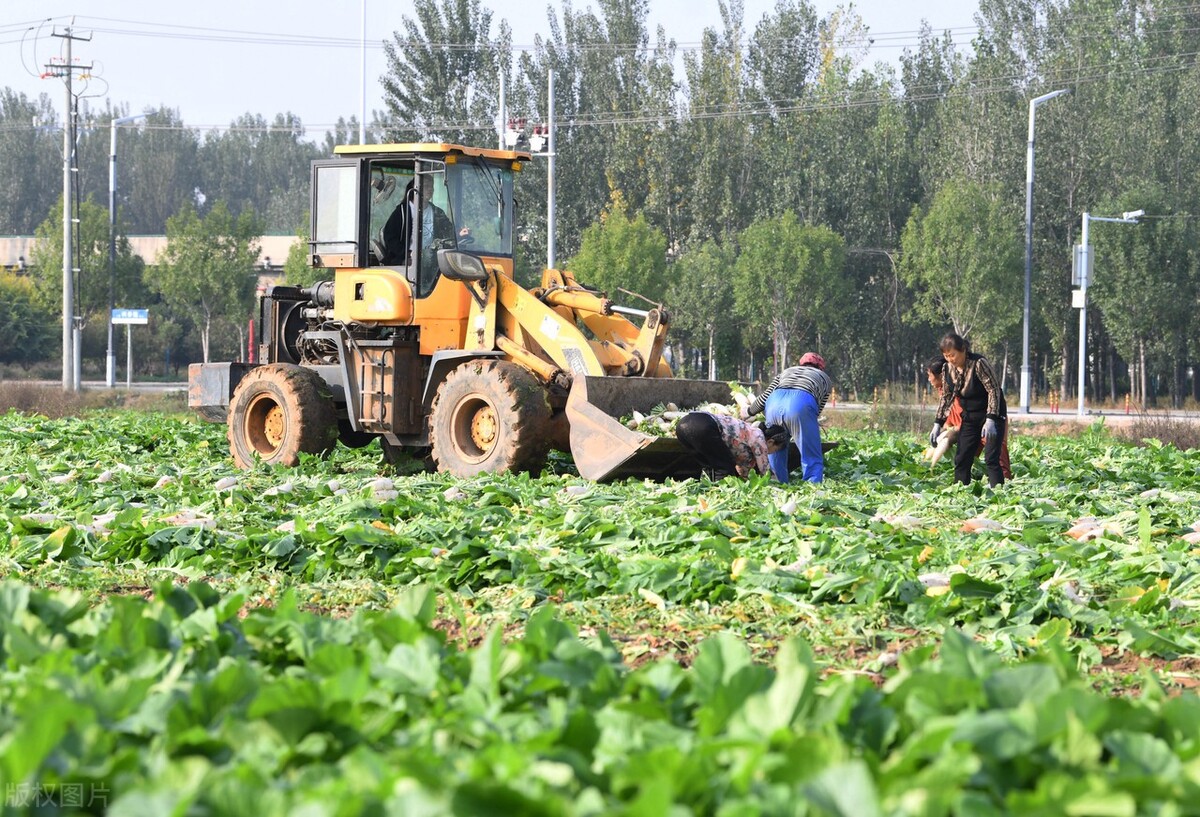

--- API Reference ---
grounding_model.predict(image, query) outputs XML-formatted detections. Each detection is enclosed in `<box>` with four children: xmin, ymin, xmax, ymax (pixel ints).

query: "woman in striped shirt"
<box><xmin>741</xmin><ymin>352</ymin><xmax>833</xmax><ymax>483</ymax></box>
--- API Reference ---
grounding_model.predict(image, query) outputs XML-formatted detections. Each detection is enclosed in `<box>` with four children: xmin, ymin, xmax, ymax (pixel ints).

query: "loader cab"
<box><xmin>311</xmin><ymin>144</ymin><xmax>521</xmax><ymax>300</ymax></box>
<box><xmin>365</xmin><ymin>160</ymin><xmax>452</xmax><ymax>297</ymax></box>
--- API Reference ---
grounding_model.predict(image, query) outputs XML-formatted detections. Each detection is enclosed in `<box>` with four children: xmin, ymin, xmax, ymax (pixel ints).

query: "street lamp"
<box><xmin>359</xmin><ymin>0</ymin><xmax>366</xmax><ymax>145</ymax></box>
<box><xmin>502</xmin><ymin>71</ymin><xmax>557</xmax><ymax>269</ymax></box>
<box><xmin>107</xmin><ymin>113</ymin><xmax>147</xmax><ymax>388</ymax></box>
<box><xmin>1021</xmin><ymin>88</ymin><xmax>1070</xmax><ymax>414</ymax></box>
<box><xmin>1075</xmin><ymin>209</ymin><xmax>1142</xmax><ymax>417</ymax></box>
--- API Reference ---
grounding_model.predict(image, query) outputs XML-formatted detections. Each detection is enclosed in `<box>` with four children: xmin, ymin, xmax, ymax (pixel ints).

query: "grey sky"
<box><xmin>2</xmin><ymin>0</ymin><xmax>979</xmax><ymax>139</ymax></box>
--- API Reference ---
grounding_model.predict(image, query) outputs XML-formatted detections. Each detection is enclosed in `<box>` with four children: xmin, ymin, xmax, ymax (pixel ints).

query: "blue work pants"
<box><xmin>764</xmin><ymin>388</ymin><xmax>823</xmax><ymax>483</ymax></box>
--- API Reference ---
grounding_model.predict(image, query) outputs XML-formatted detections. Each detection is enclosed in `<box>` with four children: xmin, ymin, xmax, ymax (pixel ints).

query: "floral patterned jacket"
<box><xmin>709</xmin><ymin>413</ymin><xmax>771</xmax><ymax>478</ymax></box>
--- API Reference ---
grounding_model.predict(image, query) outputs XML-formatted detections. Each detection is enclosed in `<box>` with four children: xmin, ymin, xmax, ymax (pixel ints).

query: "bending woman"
<box><xmin>931</xmin><ymin>333</ymin><xmax>1008</xmax><ymax>487</ymax></box>
<box><xmin>741</xmin><ymin>352</ymin><xmax>832</xmax><ymax>483</ymax></box>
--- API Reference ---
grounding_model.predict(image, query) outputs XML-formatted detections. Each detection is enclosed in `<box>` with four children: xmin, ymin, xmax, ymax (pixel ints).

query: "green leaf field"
<box><xmin>3</xmin><ymin>409</ymin><xmax>1200</xmax><ymax>815</ymax></box>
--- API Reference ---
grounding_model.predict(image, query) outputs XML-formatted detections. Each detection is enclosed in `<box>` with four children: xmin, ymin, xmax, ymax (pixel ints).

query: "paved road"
<box><xmin>18</xmin><ymin>380</ymin><xmax>1200</xmax><ymax>426</ymax></box>
<box><xmin>17</xmin><ymin>379</ymin><xmax>188</xmax><ymax>394</ymax></box>
<box><xmin>826</xmin><ymin>400</ymin><xmax>1200</xmax><ymax>427</ymax></box>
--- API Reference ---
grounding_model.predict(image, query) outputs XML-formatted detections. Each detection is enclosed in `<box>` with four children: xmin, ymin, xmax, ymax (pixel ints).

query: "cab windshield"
<box><xmin>446</xmin><ymin>159</ymin><xmax>514</xmax><ymax>257</ymax></box>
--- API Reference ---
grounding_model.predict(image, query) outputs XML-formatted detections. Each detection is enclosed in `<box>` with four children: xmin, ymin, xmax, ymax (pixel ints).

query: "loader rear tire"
<box><xmin>430</xmin><ymin>360</ymin><xmax>551</xmax><ymax>477</ymax></box>
<box><xmin>227</xmin><ymin>364</ymin><xmax>338</xmax><ymax>469</ymax></box>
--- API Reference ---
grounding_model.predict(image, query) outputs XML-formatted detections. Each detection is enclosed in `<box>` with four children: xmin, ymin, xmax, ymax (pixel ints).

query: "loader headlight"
<box><xmin>437</xmin><ymin>250</ymin><xmax>489</xmax><ymax>282</ymax></box>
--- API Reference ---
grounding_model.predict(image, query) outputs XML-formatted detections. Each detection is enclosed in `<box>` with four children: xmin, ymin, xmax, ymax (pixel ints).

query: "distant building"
<box><xmin>0</xmin><ymin>234</ymin><xmax>301</xmax><ymax>275</ymax></box>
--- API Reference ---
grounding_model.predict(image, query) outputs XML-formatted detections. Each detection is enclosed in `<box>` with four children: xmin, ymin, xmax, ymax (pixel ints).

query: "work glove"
<box><xmin>982</xmin><ymin>418</ymin><xmax>997</xmax><ymax>441</ymax></box>
<box><xmin>928</xmin><ymin>422</ymin><xmax>942</xmax><ymax>447</ymax></box>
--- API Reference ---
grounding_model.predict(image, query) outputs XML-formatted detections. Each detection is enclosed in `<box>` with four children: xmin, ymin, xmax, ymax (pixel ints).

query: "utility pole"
<box><xmin>498</xmin><ymin>69</ymin><xmax>555</xmax><ymax>267</ymax></box>
<box><xmin>359</xmin><ymin>0</ymin><xmax>366</xmax><ymax>145</ymax></box>
<box><xmin>547</xmin><ymin>71</ymin><xmax>556</xmax><ymax>270</ymax></box>
<box><xmin>108</xmin><ymin>114</ymin><xmax>147</xmax><ymax>387</ymax></box>
<box><xmin>497</xmin><ymin>72</ymin><xmax>506</xmax><ymax>151</ymax></box>
<box><xmin>45</xmin><ymin>23</ymin><xmax>92</xmax><ymax>392</ymax></box>
<box><xmin>1020</xmin><ymin>89</ymin><xmax>1070</xmax><ymax>414</ymax></box>
<box><xmin>1075</xmin><ymin>209</ymin><xmax>1142</xmax><ymax>417</ymax></box>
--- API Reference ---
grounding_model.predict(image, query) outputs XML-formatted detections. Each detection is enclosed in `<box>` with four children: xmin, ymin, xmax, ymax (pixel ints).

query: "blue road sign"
<box><xmin>112</xmin><ymin>308</ymin><xmax>149</xmax><ymax>325</ymax></box>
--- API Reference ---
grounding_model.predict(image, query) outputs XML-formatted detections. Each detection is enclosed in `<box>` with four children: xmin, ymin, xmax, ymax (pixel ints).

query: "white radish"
<box><xmin>960</xmin><ymin>517</ymin><xmax>1004</xmax><ymax>533</ymax></box>
<box><xmin>263</xmin><ymin>481</ymin><xmax>294</xmax><ymax>497</ymax></box>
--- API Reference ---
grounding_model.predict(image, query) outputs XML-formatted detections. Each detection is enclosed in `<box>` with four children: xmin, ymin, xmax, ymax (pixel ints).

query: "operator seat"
<box><xmin>379</xmin><ymin>181</ymin><xmax>416</xmax><ymax>266</ymax></box>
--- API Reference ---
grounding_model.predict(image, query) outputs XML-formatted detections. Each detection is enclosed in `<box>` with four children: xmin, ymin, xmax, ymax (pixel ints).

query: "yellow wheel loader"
<box><xmin>189</xmin><ymin>142</ymin><xmax>733</xmax><ymax>481</ymax></box>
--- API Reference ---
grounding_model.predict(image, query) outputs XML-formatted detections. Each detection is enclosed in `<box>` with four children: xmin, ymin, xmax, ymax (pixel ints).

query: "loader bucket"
<box><xmin>566</xmin><ymin>376</ymin><xmax>734</xmax><ymax>481</ymax></box>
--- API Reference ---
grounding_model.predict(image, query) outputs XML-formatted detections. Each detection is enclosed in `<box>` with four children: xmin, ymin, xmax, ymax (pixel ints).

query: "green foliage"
<box><xmin>899</xmin><ymin>178</ymin><xmax>1021</xmax><ymax>354</ymax></box>
<box><xmin>680</xmin><ymin>3</ymin><xmax>758</xmax><ymax>244</ymax></box>
<box><xmin>380</xmin><ymin>0</ymin><xmax>503</xmax><ymax>144</ymax></box>
<box><xmin>282</xmin><ymin>218</ymin><xmax>326</xmax><ymax>288</ymax></box>
<box><xmin>114</xmin><ymin>108</ymin><xmax>203</xmax><ymax>235</ymax></box>
<box><xmin>666</xmin><ymin>240</ymin><xmax>738</xmax><ymax>378</ymax></box>
<box><xmin>0</xmin><ymin>90</ymin><xmax>62</xmax><ymax>235</ymax></box>
<box><xmin>10</xmin><ymin>0</ymin><xmax>1200</xmax><ymax>398</ymax></box>
<box><xmin>3</xmin><ymin>410</ymin><xmax>1200</xmax><ymax>811</ymax></box>
<box><xmin>153</xmin><ymin>201</ymin><xmax>262</xmax><ymax>362</ymax></box>
<box><xmin>198</xmin><ymin>113</ymin><xmax>322</xmax><ymax>233</ymax></box>
<box><xmin>733</xmin><ymin>211</ymin><xmax>846</xmax><ymax>372</ymax></box>
<box><xmin>567</xmin><ymin>190</ymin><xmax>669</xmax><ymax>303</ymax></box>
<box><xmin>1090</xmin><ymin>185</ymin><xmax>1196</xmax><ymax>382</ymax></box>
<box><xmin>3</xmin><ymin>577</ymin><xmax>1195</xmax><ymax>814</ymax></box>
<box><xmin>0</xmin><ymin>271</ymin><xmax>54</xmax><ymax>365</ymax></box>
<box><xmin>28</xmin><ymin>197</ymin><xmax>147</xmax><ymax>329</ymax></box>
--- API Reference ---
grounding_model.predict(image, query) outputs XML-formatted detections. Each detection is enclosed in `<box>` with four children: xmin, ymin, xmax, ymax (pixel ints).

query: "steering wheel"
<box><xmin>457</xmin><ymin>231</ymin><xmax>475</xmax><ymax>247</ymax></box>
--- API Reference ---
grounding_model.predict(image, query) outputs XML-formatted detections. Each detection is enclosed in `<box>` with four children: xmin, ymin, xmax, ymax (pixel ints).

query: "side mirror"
<box><xmin>438</xmin><ymin>250</ymin><xmax>489</xmax><ymax>282</ymax></box>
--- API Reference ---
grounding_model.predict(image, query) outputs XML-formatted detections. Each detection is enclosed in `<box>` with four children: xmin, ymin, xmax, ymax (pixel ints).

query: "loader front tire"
<box><xmin>430</xmin><ymin>360</ymin><xmax>551</xmax><ymax>477</ymax></box>
<box><xmin>227</xmin><ymin>364</ymin><xmax>338</xmax><ymax>469</ymax></box>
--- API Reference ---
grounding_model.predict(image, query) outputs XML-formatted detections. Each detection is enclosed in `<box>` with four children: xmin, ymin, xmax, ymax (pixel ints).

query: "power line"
<box><xmin>7</xmin><ymin>3</ymin><xmax>1200</xmax><ymax>59</ymax></box>
<box><xmin>6</xmin><ymin>7</ymin><xmax>1200</xmax><ymax>137</ymax></box>
<box><xmin>0</xmin><ymin>13</ymin><xmax>979</xmax><ymax>57</ymax></box>
<box><xmin>23</xmin><ymin>2</ymin><xmax>1200</xmax><ymax>55</ymax></box>
<box><xmin>1</xmin><ymin>44</ymin><xmax>1198</xmax><ymax>138</ymax></box>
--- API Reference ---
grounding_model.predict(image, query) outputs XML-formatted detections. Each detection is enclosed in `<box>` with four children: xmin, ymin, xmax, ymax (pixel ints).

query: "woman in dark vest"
<box><xmin>929</xmin><ymin>332</ymin><xmax>1008</xmax><ymax>487</ymax></box>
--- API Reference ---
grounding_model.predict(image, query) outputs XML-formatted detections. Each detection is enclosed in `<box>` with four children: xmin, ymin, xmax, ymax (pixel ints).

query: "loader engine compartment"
<box><xmin>260</xmin><ymin>282</ymin><xmax>416</xmax><ymax>368</ymax></box>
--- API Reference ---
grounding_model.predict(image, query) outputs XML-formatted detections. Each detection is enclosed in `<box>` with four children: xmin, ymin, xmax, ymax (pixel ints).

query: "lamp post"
<box><xmin>107</xmin><ymin>113</ymin><xmax>146</xmax><ymax>388</ymax></box>
<box><xmin>547</xmin><ymin>72</ymin><xmax>556</xmax><ymax>268</ymax></box>
<box><xmin>1020</xmin><ymin>88</ymin><xmax>1070</xmax><ymax>414</ymax></box>
<box><xmin>1076</xmin><ymin>209</ymin><xmax>1142</xmax><ymax>417</ymax></box>
<box><xmin>359</xmin><ymin>0</ymin><xmax>366</xmax><ymax>145</ymax></box>
<box><xmin>504</xmin><ymin>71</ymin><xmax>557</xmax><ymax>269</ymax></box>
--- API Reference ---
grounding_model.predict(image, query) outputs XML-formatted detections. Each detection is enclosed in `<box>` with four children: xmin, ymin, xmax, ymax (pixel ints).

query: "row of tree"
<box><xmin>0</xmin><ymin>197</ymin><xmax>263</xmax><ymax>373</ymax></box>
<box><xmin>2</xmin><ymin>0</ymin><xmax>1200</xmax><ymax>405</ymax></box>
